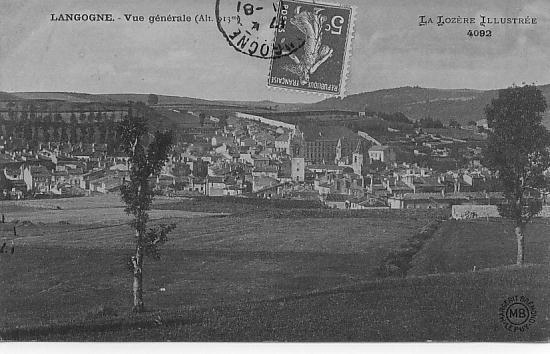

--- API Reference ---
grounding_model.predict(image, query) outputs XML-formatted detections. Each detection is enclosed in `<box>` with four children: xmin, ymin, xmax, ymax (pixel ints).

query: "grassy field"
<box><xmin>409</xmin><ymin>218</ymin><xmax>550</xmax><ymax>275</ymax></box>
<box><xmin>20</xmin><ymin>264</ymin><xmax>549</xmax><ymax>342</ymax></box>
<box><xmin>0</xmin><ymin>195</ymin><xmax>209</xmax><ymax>225</ymax></box>
<box><xmin>0</xmin><ymin>197</ymin><xmax>436</xmax><ymax>331</ymax></box>
<box><xmin>1</xmin><ymin>195</ymin><xmax>549</xmax><ymax>341</ymax></box>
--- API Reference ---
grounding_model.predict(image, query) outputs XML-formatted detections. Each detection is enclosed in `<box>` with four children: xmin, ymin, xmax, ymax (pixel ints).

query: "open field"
<box><xmin>0</xmin><ymin>206</ymin><xmax>434</xmax><ymax>330</ymax></box>
<box><xmin>0</xmin><ymin>195</ymin><xmax>126</xmax><ymax>211</ymax></box>
<box><xmin>0</xmin><ymin>196</ymin><xmax>549</xmax><ymax>340</ymax></box>
<box><xmin>1</xmin><ymin>208</ymin><xmax>217</xmax><ymax>226</ymax></box>
<box><xmin>0</xmin><ymin>195</ymin><xmax>220</xmax><ymax>225</ymax></box>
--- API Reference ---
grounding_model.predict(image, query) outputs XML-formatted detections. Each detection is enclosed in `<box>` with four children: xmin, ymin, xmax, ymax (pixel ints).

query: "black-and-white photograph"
<box><xmin>0</xmin><ymin>0</ymin><xmax>549</xmax><ymax>344</ymax></box>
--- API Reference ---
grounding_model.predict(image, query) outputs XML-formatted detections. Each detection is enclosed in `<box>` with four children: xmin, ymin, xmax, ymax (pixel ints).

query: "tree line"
<box><xmin>2</xmin><ymin>120</ymin><xmax>121</xmax><ymax>152</ymax></box>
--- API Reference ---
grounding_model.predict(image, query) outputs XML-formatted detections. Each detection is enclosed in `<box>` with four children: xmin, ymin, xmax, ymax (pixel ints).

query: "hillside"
<box><xmin>308</xmin><ymin>85</ymin><xmax>550</xmax><ymax>126</ymax></box>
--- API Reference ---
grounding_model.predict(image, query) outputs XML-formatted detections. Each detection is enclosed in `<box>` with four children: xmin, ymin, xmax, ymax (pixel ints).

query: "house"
<box><xmin>252</xmin><ymin>156</ymin><xmax>271</xmax><ymax>169</ymax></box>
<box><xmin>462</xmin><ymin>172</ymin><xmax>486</xmax><ymax>191</ymax></box>
<box><xmin>252</xmin><ymin>165</ymin><xmax>279</xmax><ymax>179</ymax></box>
<box><xmin>214</xmin><ymin>144</ymin><xmax>232</xmax><ymax>160</ymax></box>
<box><xmin>332</xmin><ymin>173</ymin><xmax>365</xmax><ymax>197</ymax></box>
<box><xmin>89</xmin><ymin>175</ymin><xmax>125</xmax><ymax>194</ymax></box>
<box><xmin>386</xmin><ymin>179</ymin><xmax>414</xmax><ymax>196</ymax></box>
<box><xmin>401</xmin><ymin>176</ymin><xmax>445</xmax><ymax>194</ymax></box>
<box><xmin>325</xmin><ymin>193</ymin><xmax>352</xmax><ymax>209</ymax></box>
<box><xmin>0</xmin><ymin>171</ymin><xmax>25</xmax><ymax>198</ymax></box>
<box><xmin>211</xmin><ymin>135</ymin><xmax>234</xmax><ymax>147</ymax></box>
<box><xmin>22</xmin><ymin>165</ymin><xmax>52</xmax><ymax>193</ymax></box>
<box><xmin>368</xmin><ymin>145</ymin><xmax>396</xmax><ymax>163</ymax></box>
<box><xmin>206</xmin><ymin>176</ymin><xmax>227</xmax><ymax>196</ymax></box>
<box><xmin>274</xmin><ymin>134</ymin><xmax>291</xmax><ymax>154</ymax></box>
<box><xmin>315</xmin><ymin>181</ymin><xmax>332</xmax><ymax>196</ymax></box>
<box><xmin>181</xmin><ymin>177</ymin><xmax>207</xmax><ymax>194</ymax></box>
<box><xmin>253</xmin><ymin>181</ymin><xmax>294</xmax><ymax>199</ymax></box>
<box><xmin>154</xmin><ymin>174</ymin><xmax>176</xmax><ymax>193</ymax></box>
<box><xmin>252</xmin><ymin>175</ymin><xmax>280</xmax><ymax>193</ymax></box>
<box><xmin>239</xmin><ymin>137</ymin><xmax>256</xmax><ymax>148</ymax></box>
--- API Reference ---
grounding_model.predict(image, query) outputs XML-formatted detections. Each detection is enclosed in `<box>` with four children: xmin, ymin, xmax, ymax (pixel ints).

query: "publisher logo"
<box><xmin>499</xmin><ymin>295</ymin><xmax>537</xmax><ymax>332</ymax></box>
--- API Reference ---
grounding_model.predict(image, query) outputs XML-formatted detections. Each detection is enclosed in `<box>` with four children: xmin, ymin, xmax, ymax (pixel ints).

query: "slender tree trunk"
<box><xmin>132</xmin><ymin>230</ymin><xmax>145</xmax><ymax>312</ymax></box>
<box><xmin>514</xmin><ymin>223</ymin><xmax>525</xmax><ymax>266</ymax></box>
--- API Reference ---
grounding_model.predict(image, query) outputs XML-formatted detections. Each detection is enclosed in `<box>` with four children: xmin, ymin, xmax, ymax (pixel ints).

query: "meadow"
<box><xmin>0</xmin><ymin>195</ymin><xmax>212</xmax><ymax>225</ymax></box>
<box><xmin>0</xmin><ymin>196</ymin><xmax>435</xmax><ymax>330</ymax></box>
<box><xmin>0</xmin><ymin>195</ymin><xmax>548</xmax><ymax>341</ymax></box>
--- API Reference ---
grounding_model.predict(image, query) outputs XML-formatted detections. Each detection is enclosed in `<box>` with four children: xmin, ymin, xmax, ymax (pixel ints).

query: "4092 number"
<box><xmin>467</xmin><ymin>29</ymin><xmax>492</xmax><ymax>37</ymax></box>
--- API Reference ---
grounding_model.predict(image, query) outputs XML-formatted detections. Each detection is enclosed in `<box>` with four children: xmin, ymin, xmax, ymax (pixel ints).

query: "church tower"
<box><xmin>351</xmin><ymin>140</ymin><xmax>363</xmax><ymax>175</ymax></box>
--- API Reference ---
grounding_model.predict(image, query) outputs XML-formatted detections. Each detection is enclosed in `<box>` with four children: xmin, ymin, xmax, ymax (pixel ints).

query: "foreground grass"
<box><xmin>4</xmin><ymin>265</ymin><xmax>549</xmax><ymax>341</ymax></box>
<box><xmin>0</xmin><ymin>213</ymin><xmax>431</xmax><ymax>329</ymax></box>
<box><xmin>409</xmin><ymin>218</ymin><xmax>550</xmax><ymax>275</ymax></box>
<box><xmin>0</xmin><ymin>246</ymin><xmax>378</xmax><ymax>329</ymax></box>
<box><xmin>1</xmin><ymin>208</ymin><xmax>549</xmax><ymax>341</ymax></box>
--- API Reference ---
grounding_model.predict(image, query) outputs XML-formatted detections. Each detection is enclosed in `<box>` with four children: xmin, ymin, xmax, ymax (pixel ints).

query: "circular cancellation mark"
<box><xmin>498</xmin><ymin>295</ymin><xmax>537</xmax><ymax>332</ymax></box>
<box><xmin>215</xmin><ymin>0</ymin><xmax>304</xmax><ymax>59</ymax></box>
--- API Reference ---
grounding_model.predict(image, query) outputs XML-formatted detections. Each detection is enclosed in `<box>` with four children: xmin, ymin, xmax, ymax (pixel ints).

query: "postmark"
<box><xmin>215</xmin><ymin>0</ymin><xmax>305</xmax><ymax>59</ymax></box>
<box><xmin>498</xmin><ymin>295</ymin><xmax>537</xmax><ymax>332</ymax></box>
<box><xmin>267</xmin><ymin>0</ymin><xmax>354</xmax><ymax>96</ymax></box>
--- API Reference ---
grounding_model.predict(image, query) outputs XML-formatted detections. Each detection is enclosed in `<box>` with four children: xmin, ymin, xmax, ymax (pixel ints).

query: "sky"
<box><xmin>1</xmin><ymin>0</ymin><xmax>550</xmax><ymax>103</ymax></box>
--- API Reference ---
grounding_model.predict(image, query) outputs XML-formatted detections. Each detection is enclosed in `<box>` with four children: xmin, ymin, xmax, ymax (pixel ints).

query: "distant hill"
<box><xmin>0</xmin><ymin>92</ymin><xmax>21</xmax><ymax>101</ymax></box>
<box><xmin>2</xmin><ymin>92</ymin><xmax>290</xmax><ymax>111</ymax></box>
<box><xmin>306</xmin><ymin>85</ymin><xmax>550</xmax><ymax>127</ymax></box>
<box><xmin>101</xmin><ymin>93</ymin><xmax>217</xmax><ymax>106</ymax></box>
<box><xmin>8</xmin><ymin>92</ymin><xmax>120</xmax><ymax>103</ymax></box>
<box><xmin>3</xmin><ymin>87</ymin><xmax>550</xmax><ymax>129</ymax></box>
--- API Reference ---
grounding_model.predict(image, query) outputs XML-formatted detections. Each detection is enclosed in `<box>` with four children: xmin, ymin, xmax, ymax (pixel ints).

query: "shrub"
<box><xmin>377</xmin><ymin>219</ymin><xmax>442</xmax><ymax>278</ymax></box>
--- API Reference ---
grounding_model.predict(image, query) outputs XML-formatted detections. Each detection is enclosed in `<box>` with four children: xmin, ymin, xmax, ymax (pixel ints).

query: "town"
<box><xmin>0</xmin><ymin>93</ymin><xmax>514</xmax><ymax>214</ymax></box>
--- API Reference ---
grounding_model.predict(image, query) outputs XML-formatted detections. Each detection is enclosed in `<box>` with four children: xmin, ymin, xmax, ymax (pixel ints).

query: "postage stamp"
<box><xmin>267</xmin><ymin>0</ymin><xmax>354</xmax><ymax>96</ymax></box>
<box><xmin>216</xmin><ymin>0</ymin><xmax>305</xmax><ymax>59</ymax></box>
